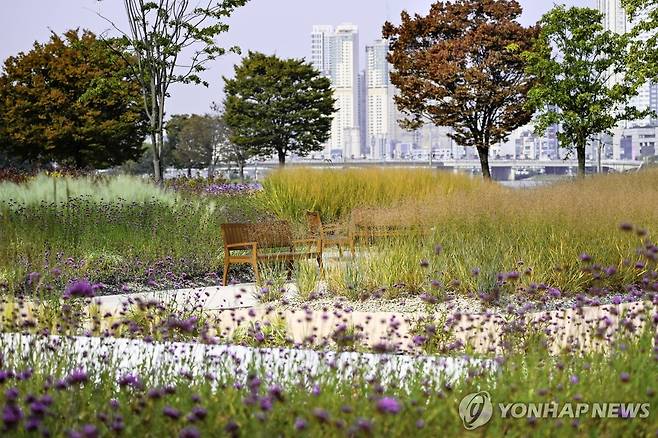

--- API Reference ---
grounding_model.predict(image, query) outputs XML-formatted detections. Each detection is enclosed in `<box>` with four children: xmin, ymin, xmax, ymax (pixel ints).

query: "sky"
<box><xmin>0</xmin><ymin>0</ymin><xmax>592</xmax><ymax>116</ymax></box>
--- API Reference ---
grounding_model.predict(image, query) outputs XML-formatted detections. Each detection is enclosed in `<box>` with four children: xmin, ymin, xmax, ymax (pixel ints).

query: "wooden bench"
<box><xmin>221</xmin><ymin>221</ymin><xmax>322</xmax><ymax>286</ymax></box>
<box><xmin>306</xmin><ymin>211</ymin><xmax>354</xmax><ymax>256</ymax></box>
<box><xmin>349</xmin><ymin>209</ymin><xmax>426</xmax><ymax>246</ymax></box>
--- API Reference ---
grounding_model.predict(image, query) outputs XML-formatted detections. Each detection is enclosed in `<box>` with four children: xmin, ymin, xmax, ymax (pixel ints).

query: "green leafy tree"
<box><xmin>524</xmin><ymin>6</ymin><xmax>649</xmax><ymax>176</ymax></box>
<box><xmin>223</xmin><ymin>52</ymin><xmax>335</xmax><ymax>165</ymax></box>
<box><xmin>168</xmin><ymin>114</ymin><xmax>227</xmax><ymax>177</ymax></box>
<box><xmin>383</xmin><ymin>0</ymin><xmax>538</xmax><ymax>179</ymax></box>
<box><xmin>0</xmin><ymin>30</ymin><xmax>148</xmax><ymax>168</ymax></box>
<box><xmin>622</xmin><ymin>0</ymin><xmax>658</xmax><ymax>80</ymax></box>
<box><xmin>99</xmin><ymin>0</ymin><xmax>249</xmax><ymax>181</ymax></box>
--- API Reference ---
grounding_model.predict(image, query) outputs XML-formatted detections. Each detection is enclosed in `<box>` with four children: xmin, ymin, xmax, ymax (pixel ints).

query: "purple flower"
<box><xmin>64</xmin><ymin>279</ymin><xmax>95</xmax><ymax>299</ymax></box>
<box><xmin>420</xmin><ymin>293</ymin><xmax>438</xmax><ymax>304</ymax></box>
<box><xmin>294</xmin><ymin>417</ymin><xmax>308</xmax><ymax>430</ymax></box>
<box><xmin>569</xmin><ymin>375</ymin><xmax>579</xmax><ymax>385</ymax></box>
<box><xmin>619</xmin><ymin>223</ymin><xmax>634</xmax><ymax>232</ymax></box>
<box><xmin>620</xmin><ymin>372</ymin><xmax>630</xmax><ymax>383</ymax></box>
<box><xmin>268</xmin><ymin>385</ymin><xmax>284</xmax><ymax>402</ymax></box>
<box><xmin>548</xmin><ymin>288</ymin><xmax>562</xmax><ymax>299</ymax></box>
<box><xmin>312</xmin><ymin>408</ymin><xmax>330</xmax><ymax>423</ymax></box>
<box><xmin>179</xmin><ymin>426</ymin><xmax>200</xmax><ymax>438</ymax></box>
<box><xmin>2</xmin><ymin>405</ymin><xmax>23</xmax><ymax>429</ymax></box>
<box><xmin>189</xmin><ymin>406</ymin><xmax>207</xmax><ymax>421</ymax></box>
<box><xmin>27</xmin><ymin>272</ymin><xmax>40</xmax><ymax>285</ymax></box>
<box><xmin>4</xmin><ymin>387</ymin><xmax>19</xmax><ymax>401</ymax></box>
<box><xmin>376</xmin><ymin>397</ymin><xmax>401</xmax><ymax>414</ymax></box>
<box><xmin>413</xmin><ymin>335</ymin><xmax>427</xmax><ymax>346</ymax></box>
<box><xmin>81</xmin><ymin>424</ymin><xmax>98</xmax><ymax>438</ymax></box>
<box><xmin>611</xmin><ymin>295</ymin><xmax>623</xmax><ymax>305</ymax></box>
<box><xmin>66</xmin><ymin>368</ymin><xmax>88</xmax><ymax>385</ymax></box>
<box><xmin>356</xmin><ymin>418</ymin><xmax>373</xmax><ymax>432</ymax></box>
<box><xmin>579</xmin><ymin>253</ymin><xmax>592</xmax><ymax>263</ymax></box>
<box><xmin>163</xmin><ymin>406</ymin><xmax>181</xmax><ymax>420</ymax></box>
<box><xmin>118</xmin><ymin>373</ymin><xmax>141</xmax><ymax>388</ymax></box>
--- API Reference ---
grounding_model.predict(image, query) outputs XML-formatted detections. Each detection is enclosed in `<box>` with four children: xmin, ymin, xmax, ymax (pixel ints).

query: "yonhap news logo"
<box><xmin>459</xmin><ymin>391</ymin><xmax>493</xmax><ymax>430</ymax></box>
<box><xmin>458</xmin><ymin>392</ymin><xmax>651</xmax><ymax>430</ymax></box>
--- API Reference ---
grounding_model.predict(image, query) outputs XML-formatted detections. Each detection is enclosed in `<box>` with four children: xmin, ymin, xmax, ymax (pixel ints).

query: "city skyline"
<box><xmin>0</xmin><ymin>0</ymin><xmax>590</xmax><ymax>116</ymax></box>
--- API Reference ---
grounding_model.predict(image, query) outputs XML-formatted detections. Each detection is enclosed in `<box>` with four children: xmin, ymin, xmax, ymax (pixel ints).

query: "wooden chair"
<box><xmin>306</xmin><ymin>211</ymin><xmax>354</xmax><ymax>256</ymax></box>
<box><xmin>221</xmin><ymin>221</ymin><xmax>322</xmax><ymax>286</ymax></box>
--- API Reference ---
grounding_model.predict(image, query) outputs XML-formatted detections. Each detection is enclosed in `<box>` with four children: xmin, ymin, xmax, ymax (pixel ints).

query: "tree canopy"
<box><xmin>524</xmin><ymin>6</ymin><xmax>648</xmax><ymax>176</ymax></box>
<box><xmin>100</xmin><ymin>0</ymin><xmax>249</xmax><ymax>181</ymax></box>
<box><xmin>167</xmin><ymin>113</ymin><xmax>228</xmax><ymax>177</ymax></box>
<box><xmin>383</xmin><ymin>0</ymin><xmax>538</xmax><ymax>179</ymax></box>
<box><xmin>0</xmin><ymin>30</ymin><xmax>148</xmax><ymax>168</ymax></box>
<box><xmin>223</xmin><ymin>52</ymin><xmax>335</xmax><ymax>165</ymax></box>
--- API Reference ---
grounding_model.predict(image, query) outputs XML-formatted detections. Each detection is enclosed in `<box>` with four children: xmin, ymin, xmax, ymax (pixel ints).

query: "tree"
<box><xmin>383</xmin><ymin>0</ymin><xmax>538</xmax><ymax>179</ymax></box>
<box><xmin>524</xmin><ymin>6</ymin><xmax>648</xmax><ymax>176</ymax></box>
<box><xmin>622</xmin><ymin>1</ymin><xmax>658</xmax><ymax>80</ymax></box>
<box><xmin>98</xmin><ymin>0</ymin><xmax>249</xmax><ymax>182</ymax></box>
<box><xmin>167</xmin><ymin>114</ymin><xmax>227</xmax><ymax>177</ymax></box>
<box><xmin>210</xmin><ymin>104</ymin><xmax>252</xmax><ymax>180</ymax></box>
<box><xmin>223</xmin><ymin>52</ymin><xmax>335</xmax><ymax>165</ymax></box>
<box><xmin>0</xmin><ymin>30</ymin><xmax>148</xmax><ymax>168</ymax></box>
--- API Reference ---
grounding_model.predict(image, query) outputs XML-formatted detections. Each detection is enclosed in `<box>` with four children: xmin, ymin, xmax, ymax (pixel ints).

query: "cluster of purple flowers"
<box><xmin>202</xmin><ymin>183</ymin><xmax>262</xmax><ymax>196</ymax></box>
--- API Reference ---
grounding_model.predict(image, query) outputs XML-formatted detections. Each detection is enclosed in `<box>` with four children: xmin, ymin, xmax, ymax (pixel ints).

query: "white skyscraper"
<box><xmin>598</xmin><ymin>0</ymin><xmax>657</xmax><ymax>158</ymax></box>
<box><xmin>311</xmin><ymin>24</ymin><xmax>361</xmax><ymax>158</ymax></box>
<box><xmin>366</xmin><ymin>39</ymin><xmax>393</xmax><ymax>159</ymax></box>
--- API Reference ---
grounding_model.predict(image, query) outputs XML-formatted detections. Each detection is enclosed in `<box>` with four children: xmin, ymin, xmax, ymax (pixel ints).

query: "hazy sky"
<box><xmin>1</xmin><ymin>0</ymin><xmax>592</xmax><ymax>116</ymax></box>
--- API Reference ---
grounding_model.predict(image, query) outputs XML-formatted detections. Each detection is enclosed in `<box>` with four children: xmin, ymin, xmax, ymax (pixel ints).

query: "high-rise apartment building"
<box><xmin>365</xmin><ymin>39</ymin><xmax>394</xmax><ymax>158</ymax></box>
<box><xmin>311</xmin><ymin>24</ymin><xmax>361</xmax><ymax>158</ymax></box>
<box><xmin>598</xmin><ymin>0</ymin><xmax>658</xmax><ymax>158</ymax></box>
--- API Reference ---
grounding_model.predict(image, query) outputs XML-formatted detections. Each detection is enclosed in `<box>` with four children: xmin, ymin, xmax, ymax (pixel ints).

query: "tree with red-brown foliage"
<box><xmin>383</xmin><ymin>0</ymin><xmax>538</xmax><ymax>179</ymax></box>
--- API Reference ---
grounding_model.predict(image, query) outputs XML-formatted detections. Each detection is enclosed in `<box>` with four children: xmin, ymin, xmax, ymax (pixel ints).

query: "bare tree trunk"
<box><xmin>150</xmin><ymin>131</ymin><xmax>161</xmax><ymax>180</ymax></box>
<box><xmin>156</xmin><ymin>129</ymin><xmax>164</xmax><ymax>182</ymax></box>
<box><xmin>577</xmin><ymin>143</ymin><xmax>586</xmax><ymax>177</ymax></box>
<box><xmin>239</xmin><ymin>162</ymin><xmax>245</xmax><ymax>182</ymax></box>
<box><xmin>477</xmin><ymin>146</ymin><xmax>492</xmax><ymax>180</ymax></box>
<box><xmin>277</xmin><ymin>149</ymin><xmax>286</xmax><ymax>166</ymax></box>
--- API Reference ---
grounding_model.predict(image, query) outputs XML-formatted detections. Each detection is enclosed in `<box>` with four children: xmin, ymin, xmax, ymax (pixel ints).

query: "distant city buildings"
<box><xmin>598</xmin><ymin>0</ymin><xmax>658</xmax><ymax>160</ymax></box>
<box><xmin>311</xmin><ymin>7</ymin><xmax>657</xmax><ymax>163</ymax></box>
<box><xmin>311</xmin><ymin>24</ymin><xmax>361</xmax><ymax>158</ymax></box>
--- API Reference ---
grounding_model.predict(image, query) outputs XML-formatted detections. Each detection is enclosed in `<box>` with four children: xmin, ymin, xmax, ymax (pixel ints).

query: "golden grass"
<box><xmin>260</xmin><ymin>167</ymin><xmax>487</xmax><ymax>222</ymax></box>
<box><xmin>264</xmin><ymin>168</ymin><xmax>658</xmax><ymax>298</ymax></box>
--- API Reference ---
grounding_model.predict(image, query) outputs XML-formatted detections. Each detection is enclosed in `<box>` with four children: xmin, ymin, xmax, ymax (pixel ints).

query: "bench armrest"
<box><xmin>292</xmin><ymin>238</ymin><xmax>322</xmax><ymax>250</ymax></box>
<box><xmin>225</xmin><ymin>242</ymin><xmax>258</xmax><ymax>251</ymax></box>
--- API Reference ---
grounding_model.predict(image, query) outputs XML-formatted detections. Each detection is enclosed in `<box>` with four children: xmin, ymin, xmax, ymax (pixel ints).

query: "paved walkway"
<box><xmin>94</xmin><ymin>283</ymin><xmax>265</xmax><ymax>314</ymax></box>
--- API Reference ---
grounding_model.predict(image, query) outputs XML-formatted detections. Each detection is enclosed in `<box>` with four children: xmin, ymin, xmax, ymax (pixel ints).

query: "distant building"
<box><xmin>357</xmin><ymin>70</ymin><xmax>367</xmax><ymax>156</ymax></box>
<box><xmin>598</xmin><ymin>0</ymin><xmax>658</xmax><ymax>158</ymax></box>
<box><xmin>619</xmin><ymin>125</ymin><xmax>658</xmax><ymax>160</ymax></box>
<box><xmin>365</xmin><ymin>39</ymin><xmax>393</xmax><ymax>158</ymax></box>
<box><xmin>311</xmin><ymin>24</ymin><xmax>361</xmax><ymax>158</ymax></box>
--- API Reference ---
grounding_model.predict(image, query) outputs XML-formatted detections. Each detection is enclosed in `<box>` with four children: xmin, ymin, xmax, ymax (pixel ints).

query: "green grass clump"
<box><xmin>0</xmin><ymin>174</ymin><xmax>179</xmax><ymax>207</ymax></box>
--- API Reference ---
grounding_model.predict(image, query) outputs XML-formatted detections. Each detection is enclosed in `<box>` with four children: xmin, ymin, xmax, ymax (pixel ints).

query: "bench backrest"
<box><xmin>306</xmin><ymin>211</ymin><xmax>322</xmax><ymax>236</ymax></box>
<box><xmin>221</xmin><ymin>222</ymin><xmax>293</xmax><ymax>249</ymax></box>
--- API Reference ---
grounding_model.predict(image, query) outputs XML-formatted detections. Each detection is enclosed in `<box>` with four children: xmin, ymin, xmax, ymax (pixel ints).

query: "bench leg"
<box><xmin>252</xmin><ymin>260</ymin><xmax>260</xmax><ymax>285</ymax></box>
<box><xmin>222</xmin><ymin>262</ymin><xmax>229</xmax><ymax>287</ymax></box>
